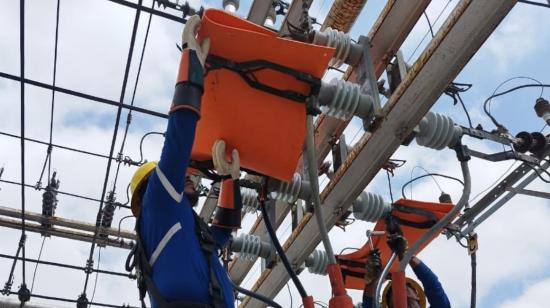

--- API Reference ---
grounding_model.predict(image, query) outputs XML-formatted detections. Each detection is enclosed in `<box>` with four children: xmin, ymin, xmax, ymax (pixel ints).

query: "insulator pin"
<box><xmin>352</xmin><ymin>191</ymin><xmax>391</xmax><ymax>222</ymax></box>
<box><xmin>416</xmin><ymin>112</ymin><xmax>462</xmax><ymax>150</ymax></box>
<box><xmin>41</xmin><ymin>173</ymin><xmax>60</xmax><ymax>234</ymax></box>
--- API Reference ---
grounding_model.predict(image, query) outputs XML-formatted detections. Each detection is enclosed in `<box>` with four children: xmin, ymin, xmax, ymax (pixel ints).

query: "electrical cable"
<box><xmin>305</xmin><ymin>114</ymin><xmax>337</xmax><ymax>264</ymax></box>
<box><xmin>407</xmin><ymin>0</ymin><xmax>453</xmax><ymax>62</ymax></box>
<box><xmin>136</xmin><ymin>131</ymin><xmax>165</xmax><ymax>165</ymax></box>
<box><xmin>470</xmin><ymin>250</ymin><xmax>477</xmax><ymax>308</ymax></box>
<box><xmin>259</xmin><ymin>196</ymin><xmax>308</xmax><ymax>299</ymax></box>
<box><xmin>409</xmin><ymin>166</ymin><xmax>443</xmax><ymax>199</ymax></box>
<box><xmin>116</xmin><ymin>215</ymin><xmax>135</xmax><ymax>240</ymax></box>
<box><xmin>6</xmin><ymin>290</ymin><xmax>137</xmax><ymax>308</ymax></box>
<box><xmin>483</xmin><ymin>77</ymin><xmax>547</xmax><ymax>130</ymax></box>
<box><xmin>286</xmin><ymin>283</ymin><xmax>293</xmax><ymax>308</ymax></box>
<box><xmin>30</xmin><ymin>237</ymin><xmax>46</xmax><ymax>293</ymax></box>
<box><xmin>386</xmin><ymin>170</ymin><xmax>394</xmax><ymax>203</ymax></box>
<box><xmin>526</xmin><ymin>163</ymin><xmax>550</xmax><ymax>183</ymax></box>
<box><xmin>423</xmin><ymin>11</ymin><xmax>435</xmax><ymax>38</ymax></box>
<box><xmin>18</xmin><ymin>0</ymin><xmax>28</xmax><ymax>292</ymax></box>
<box><xmin>90</xmin><ymin>248</ymin><xmax>102</xmax><ymax>306</ymax></box>
<box><xmin>401</xmin><ymin>173</ymin><xmax>464</xmax><ymax>199</ymax></box>
<box><xmin>518</xmin><ymin>0</ymin><xmax>550</xmax><ymax>8</ymax></box>
<box><xmin>229</xmin><ymin>278</ymin><xmax>282</xmax><ymax>308</ymax></box>
<box><xmin>81</xmin><ymin>0</ymin><xmax>143</xmax><ymax>294</ymax></box>
<box><xmin>111</xmin><ymin>3</ymin><xmax>155</xmax><ymax>189</ymax></box>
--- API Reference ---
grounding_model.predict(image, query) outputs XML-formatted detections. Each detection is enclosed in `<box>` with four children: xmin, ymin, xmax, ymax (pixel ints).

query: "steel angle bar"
<box><xmin>243</xmin><ymin>1</ymin><xmax>517</xmax><ymax>306</ymax></box>
<box><xmin>279</xmin><ymin>0</ymin><xmax>313</xmax><ymax>36</ymax></box>
<box><xmin>0</xmin><ymin>217</ymin><xmax>134</xmax><ymax>249</ymax></box>
<box><xmin>460</xmin><ymin>158</ymin><xmax>550</xmax><ymax>236</ymax></box>
<box><xmin>505</xmin><ymin>187</ymin><xmax>550</xmax><ymax>199</ymax></box>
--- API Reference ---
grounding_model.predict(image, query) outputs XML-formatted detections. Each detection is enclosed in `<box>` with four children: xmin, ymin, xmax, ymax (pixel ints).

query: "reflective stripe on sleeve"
<box><xmin>149</xmin><ymin>222</ymin><xmax>182</xmax><ymax>266</ymax></box>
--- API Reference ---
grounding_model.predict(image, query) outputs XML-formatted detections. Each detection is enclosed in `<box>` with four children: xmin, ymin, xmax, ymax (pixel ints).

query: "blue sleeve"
<box><xmin>362</xmin><ymin>297</ymin><xmax>373</xmax><ymax>308</ymax></box>
<box><xmin>412</xmin><ymin>262</ymin><xmax>451</xmax><ymax>308</ymax></box>
<box><xmin>156</xmin><ymin>109</ymin><xmax>198</xmax><ymax>192</ymax></box>
<box><xmin>209</xmin><ymin>225</ymin><xmax>233</xmax><ymax>249</ymax></box>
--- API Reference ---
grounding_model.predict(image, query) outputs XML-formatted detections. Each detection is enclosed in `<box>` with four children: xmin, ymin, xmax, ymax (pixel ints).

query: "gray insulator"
<box><xmin>313</xmin><ymin>28</ymin><xmax>352</xmax><ymax>68</ymax></box>
<box><xmin>306</xmin><ymin>250</ymin><xmax>329</xmax><ymax>275</ymax></box>
<box><xmin>270</xmin><ymin>173</ymin><xmax>303</xmax><ymax>204</ymax></box>
<box><xmin>241</xmin><ymin>187</ymin><xmax>259</xmax><ymax>213</ymax></box>
<box><xmin>416</xmin><ymin>112</ymin><xmax>462</xmax><ymax>150</ymax></box>
<box><xmin>319</xmin><ymin>78</ymin><xmax>373</xmax><ymax>121</ymax></box>
<box><xmin>233</xmin><ymin>233</ymin><xmax>262</xmax><ymax>261</ymax></box>
<box><xmin>352</xmin><ymin>192</ymin><xmax>391</xmax><ymax>222</ymax></box>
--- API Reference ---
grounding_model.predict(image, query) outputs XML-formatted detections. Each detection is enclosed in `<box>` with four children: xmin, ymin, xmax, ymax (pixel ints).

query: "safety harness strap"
<box><xmin>126</xmin><ymin>212</ymin><xmax>224</xmax><ymax>308</ymax></box>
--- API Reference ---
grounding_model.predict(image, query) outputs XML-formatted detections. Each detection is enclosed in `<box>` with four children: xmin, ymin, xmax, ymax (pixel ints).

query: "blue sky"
<box><xmin>0</xmin><ymin>0</ymin><xmax>549</xmax><ymax>307</ymax></box>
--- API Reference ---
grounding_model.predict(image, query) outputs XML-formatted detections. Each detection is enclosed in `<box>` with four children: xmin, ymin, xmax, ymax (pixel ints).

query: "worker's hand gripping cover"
<box><xmin>387</xmin><ymin>233</ymin><xmax>408</xmax><ymax>260</ymax></box>
<box><xmin>171</xmin><ymin>15</ymin><xmax>210</xmax><ymax>115</ymax></box>
<box><xmin>211</xmin><ymin>139</ymin><xmax>243</xmax><ymax>229</ymax></box>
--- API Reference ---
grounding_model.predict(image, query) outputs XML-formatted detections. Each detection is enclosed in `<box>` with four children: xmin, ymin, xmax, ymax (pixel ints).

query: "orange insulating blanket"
<box><xmin>336</xmin><ymin>199</ymin><xmax>455</xmax><ymax>290</ymax></box>
<box><xmin>191</xmin><ymin>9</ymin><xmax>334</xmax><ymax>181</ymax></box>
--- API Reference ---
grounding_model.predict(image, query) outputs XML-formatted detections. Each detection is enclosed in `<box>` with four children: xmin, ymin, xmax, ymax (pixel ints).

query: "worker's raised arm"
<box><xmin>156</xmin><ymin>16</ymin><xmax>210</xmax><ymax>191</ymax></box>
<box><xmin>410</xmin><ymin>256</ymin><xmax>451</xmax><ymax>308</ymax></box>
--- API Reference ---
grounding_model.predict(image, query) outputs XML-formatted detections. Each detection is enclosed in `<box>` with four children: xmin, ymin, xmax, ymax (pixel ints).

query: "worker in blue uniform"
<box><xmin>362</xmin><ymin>251</ymin><xmax>451</xmax><ymax>308</ymax></box>
<box><xmin>126</xmin><ymin>15</ymin><xmax>241</xmax><ymax>308</ymax></box>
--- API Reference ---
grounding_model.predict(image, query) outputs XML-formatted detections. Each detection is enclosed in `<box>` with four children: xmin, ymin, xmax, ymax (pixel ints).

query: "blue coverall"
<box><xmin>363</xmin><ymin>261</ymin><xmax>451</xmax><ymax>308</ymax></box>
<box><xmin>139</xmin><ymin>109</ymin><xmax>234</xmax><ymax>308</ymax></box>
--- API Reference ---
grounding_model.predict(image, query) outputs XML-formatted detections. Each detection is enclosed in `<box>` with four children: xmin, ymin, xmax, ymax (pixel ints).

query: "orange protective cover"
<box><xmin>337</xmin><ymin>199</ymin><xmax>455</xmax><ymax>290</ymax></box>
<box><xmin>191</xmin><ymin>9</ymin><xmax>334</xmax><ymax>181</ymax></box>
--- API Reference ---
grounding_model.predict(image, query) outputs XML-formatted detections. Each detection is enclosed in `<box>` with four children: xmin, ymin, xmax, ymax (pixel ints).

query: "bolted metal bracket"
<box><xmin>354</xmin><ymin>35</ymin><xmax>383</xmax><ymax>131</ymax></box>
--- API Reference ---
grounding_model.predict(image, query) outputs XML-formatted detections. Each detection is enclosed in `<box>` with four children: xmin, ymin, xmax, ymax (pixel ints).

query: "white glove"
<box><xmin>182</xmin><ymin>15</ymin><xmax>210</xmax><ymax>68</ymax></box>
<box><xmin>212</xmin><ymin>140</ymin><xmax>240</xmax><ymax>180</ymax></box>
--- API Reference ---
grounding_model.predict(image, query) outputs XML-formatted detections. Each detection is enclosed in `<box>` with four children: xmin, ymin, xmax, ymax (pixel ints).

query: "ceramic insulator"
<box><xmin>323</xmin><ymin>78</ymin><xmax>368</xmax><ymax>120</ymax></box>
<box><xmin>241</xmin><ymin>187</ymin><xmax>260</xmax><ymax>213</ymax></box>
<box><xmin>313</xmin><ymin>28</ymin><xmax>352</xmax><ymax>68</ymax></box>
<box><xmin>306</xmin><ymin>250</ymin><xmax>329</xmax><ymax>275</ymax></box>
<box><xmin>234</xmin><ymin>233</ymin><xmax>262</xmax><ymax>261</ymax></box>
<box><xmin>416</xmin><ymin>112</ymin><xmax>462</xmax><ymax>150</ymax></box>
<box><xmin>352</xmin><ymin>191</ymin><xmax>391</xmax><ymax>222</ymax></box>
<box><xmin>270</xmin><ymin>173</ymin><xmax>302</xmax><ymax>204</ymax></box>
<box><xmin>101</xmin><ymin>201</ymin><xmax>115</xmax><ymax>229</ymax></box>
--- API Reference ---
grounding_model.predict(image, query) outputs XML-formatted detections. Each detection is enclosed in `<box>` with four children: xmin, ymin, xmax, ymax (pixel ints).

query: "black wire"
<box><xmin>444</xmin><ymin>82</ymin><xmax>474</xmax><ymax>128</ymax></box>
<box><xmin>7</xmin><ymin>291</ymin><xmax>137</xmax><ymax>308</ymax></box>
<box><xmin>90</xmin><ymin>248</ymin><xmax>102</xmax><ymax>306</ymax></box>
<box><xmin>483</xmin><ymin>83</ymin><xmax>549</xmax><ymax>130</ymax></box>
<box><xmin>402</xmin><ymin>173</ymin><xmax>464</xmax><ymax>199</ymax></box>
<box><xmin>259</xmin><ymin>197</ymin><xmax>308</xmax><ymax>299</ymax></box>
<box><xmin>47</xmin><ymin>0</ymin><xmax>61</xmax><ymax>182</ymax></box>
<box><xmin>423</xmin><ymin>11</ymin><xmax>434</xmax><ymax>38</ymax></box>
<box><xmin>386</xmin><ymin>170</ymin><xmax>394</xmax><ymax>203</ymax></box>
<box><xmin>30</xmin><ymin>237</ymin><xmax>46</xmax><ymax>292</ymax></box>
<box><xmin>0</xmin><ymin>131</ymin><xmax>115</xmax><ymax>161</ymax></box>
<box><xmin>116</xmin><ymin>215</ymin><xmax>135</xmax><ymax>239</ymax></box>
<box><xmin>0</xmin><ymin>71</ymin><xmax>169</xmax><ymax>119</ymax></box>
<box><xmin>518</xmin><ymin>0</ymin><xmax>550</xmax><ymax>8</ymax></box>
<box><xmin>286</xmin><ymin>283</ymin><xmax>293</xmax><ymax>308</ymax></box>
<box><xmin>137</xmin><ymin>131</ymin><xmax>165</xmax><ymax>164</ymax></box>
<box><xmin>229</xmin><ymin>279</ymin><xmax>282</xmax><ymax>308</ymax></box>
<box><xmin>19</xmin><ymin>0</ymin><xmax>27</xmax><ymax>287</ymax></box>
<box><xmin>111</xmin><ymin>2</ymin><xmax>155</xmax><ymax>190</ymax></box>
<box><xmin>82</xmin><ymin>0</ymin><xmax>143</xmax><ymax>293</ymax></box>
<box><xmin>470</xmin><ymin>251</ymin><xmax>477</xmax><ymax>308</ymax></box>
<box><xmin>526</xmin><ymin>163</ymin><xmax>550</xmax><ymax>183</ymax></box>
<box><xmin>0</xmin><ymin>253</ymin><xmax>134</xmax><ymax>279</ymax></box>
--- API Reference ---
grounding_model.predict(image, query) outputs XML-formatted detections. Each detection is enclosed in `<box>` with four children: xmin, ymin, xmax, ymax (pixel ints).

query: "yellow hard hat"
<box><xmin>130</xmin><ymin>161</ymin><xmax>157</xmax><ymax>217</ymax></box>
<box><xmin>381</xmin><ymin>277</ymin><xmax>427</xmax><ymax>308</ymax></box>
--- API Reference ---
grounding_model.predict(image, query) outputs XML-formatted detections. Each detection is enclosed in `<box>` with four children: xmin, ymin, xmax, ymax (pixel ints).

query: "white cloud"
<box><xmin>500</xmin><ymin>276</ymin><xmax>550</xmax><ymax>308</ymax></box>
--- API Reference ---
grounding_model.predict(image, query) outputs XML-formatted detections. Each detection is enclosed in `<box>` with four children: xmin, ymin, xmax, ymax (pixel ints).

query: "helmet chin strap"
<box><xmin>186</xmin><ymin>191</ymin><xmax>200</xmax><ymax>207</ymax></box>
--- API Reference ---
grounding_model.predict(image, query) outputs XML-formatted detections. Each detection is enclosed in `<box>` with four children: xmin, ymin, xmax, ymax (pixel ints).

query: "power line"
<box><xmin>518</xmin><ymin>0</ymin><xmax>550</xmax><ymax>8</ymax></box>
<box><xmin>81</xmin><ymin>0</ymin><xmax>143</xmax><ymax>296</ymax></box>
